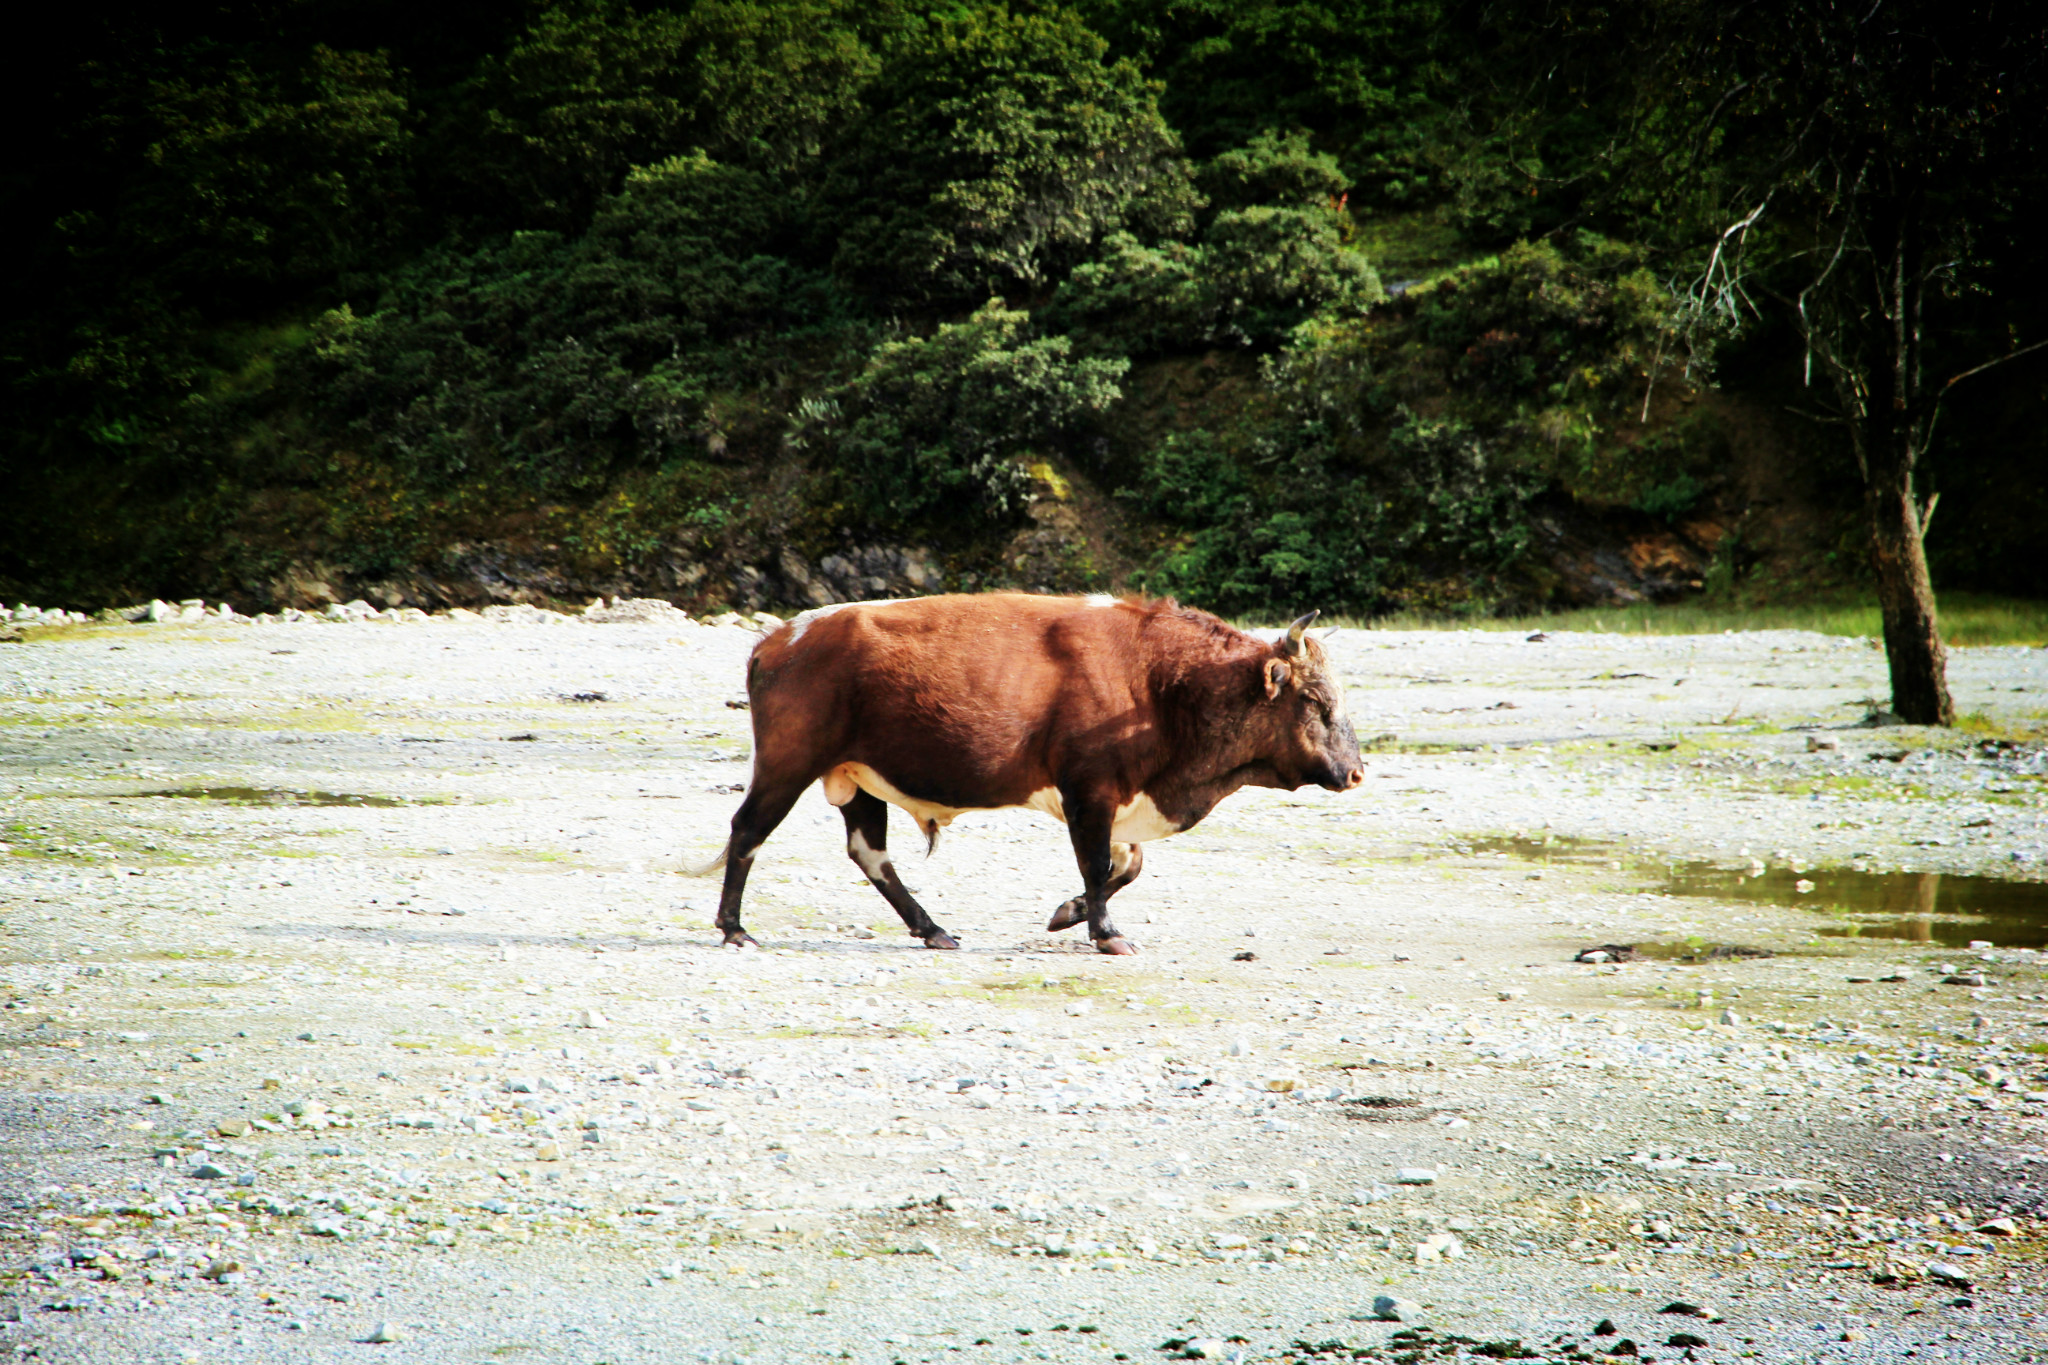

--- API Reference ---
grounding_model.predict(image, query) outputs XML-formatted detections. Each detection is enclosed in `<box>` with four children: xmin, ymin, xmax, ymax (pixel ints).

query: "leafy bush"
<box><xmin>1197</xmin><ymin>129</ymin><xmax>1350</xmax><ymax>212</ymax></box>
<box><xmin>820</xmin><ymin>5</ymin><xmax>1196</xmax><ymax>304</ymax></box>
<box><xmin>442</xmin><ymin>0</ymin><xmax>877</xmax><ymax>231</ymax></box>
<box><xmin>1129</xmin><ymin>307</ymin><xmax>1540</xmax><ymax>613</ymax></box>
<box><xmin>288</xmin><ymin>153</ymin><xmax>856</xmax><ymax>492</ymax></box>
<box><xmin>1049</xmin><ymin>133</ymin><xmax>1383</xmax><ymax>353</ymax></box>
<box><xmin>813</xmin><ymin>302</ymin><xmax>1128</xmax><ymax>524</ymax></box>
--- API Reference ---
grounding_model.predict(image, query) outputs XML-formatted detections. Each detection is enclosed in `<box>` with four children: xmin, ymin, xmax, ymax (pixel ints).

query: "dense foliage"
<box><xmin>4</xmin><ymin>0</ymin><xmax>2043</xmax><ymax>613</ymax></box>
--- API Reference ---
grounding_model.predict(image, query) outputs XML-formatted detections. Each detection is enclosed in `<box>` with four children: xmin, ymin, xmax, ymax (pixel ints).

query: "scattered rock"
<box><xmin>1232</xmin><ymin>950</ymin><xmax>1258</xmax><ymax>962</ymax></box>
<box><xmin>1926</xmin><ymin>1262</ymin><xmax>1974</xmax><ymax>1289</ymax></box>
<box><xmin>1666</xmin><ymin>1332</ymin><xmax>1710</xmax><ymax>1349</ymax></box>
<box><xmin>1413</xmin><ymin>1231</ymin><xmax>1464</xmax><ymax>1263</ymax></box>
<box><xmin>193</xmin><ymin>1162</ymin><xmax>229</xmax><ymax>1179</ymax></box>
<box><xmin>1975</xmin><ymin>1217</ymin><xmax>2018</xmax><ymax>1236</ymax></box>
<box><xmin>1394</xmin><ymin>1168</ymin><xmax>1438</xmax><ymax>1185</ymax></box>
<box><xmin>1943</xmin><ymin>973</ymin><xmax>1989</xmax><ymax>987</ymax></box>
<box><xmin>215</xmin><ymin>1119</ymin><xmax>250</xmax><ymax>1138</ymax></box>
<box><xmin>1179</xmin><ymin>1337</ymin><xmax>1234</xmax><ymax>1359</ymax></box>
<box><xmin>1371</xmin><ymin>1295</ymin><xmax>1425</xmax><ymax>1323</ymax></box>
<box><xmin>1659</xmin><ymin>1302</ymin><xmax>1713</xmax><ymax>1319</ymax></box>
<box><xmin>576</xmin><ymin>1008</ymin><xmax>608</xmax><ymax>1028</ymax></box>
<box><xmin>366</xmin><ymin>1321</ymin><xmax>402</xmax><ymax>1343</ymax></box>
<box><xmin>199</xmin><ymin>1259</ymin><xmax>241</xmax><ymax>1282</ymax></box>
<box><xmin>1575</xmin><ymin>944</ymin><xmax>1637</xmax><ymax>963</ymax></box>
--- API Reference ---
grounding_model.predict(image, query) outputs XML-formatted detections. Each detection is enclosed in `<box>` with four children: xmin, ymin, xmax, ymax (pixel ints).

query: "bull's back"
<box><xmin>748</xmin><ymin>595</ymin><xmax>1140</xmax><ymax>801</ymax></box>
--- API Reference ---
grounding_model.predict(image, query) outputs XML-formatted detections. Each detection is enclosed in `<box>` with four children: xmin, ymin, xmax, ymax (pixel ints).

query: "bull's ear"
<box><xmin>1263</xmin><ymin>656</ymin><xmax>1289</xmax><ymax>699</ymax></box>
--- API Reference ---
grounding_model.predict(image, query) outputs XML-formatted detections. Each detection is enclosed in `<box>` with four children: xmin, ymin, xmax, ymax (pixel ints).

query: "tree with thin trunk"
<box><xmin>1655</xmin><ymin>0</ymin><xmax>2048</xmax><ymax>724</ymax></box>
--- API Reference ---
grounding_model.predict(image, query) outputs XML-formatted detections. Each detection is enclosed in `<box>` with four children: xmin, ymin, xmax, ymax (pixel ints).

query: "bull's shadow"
<box><xmin>239</xmin><ymin>923</ymin><xmax>1044</xmax><ymax>954</ymax></box>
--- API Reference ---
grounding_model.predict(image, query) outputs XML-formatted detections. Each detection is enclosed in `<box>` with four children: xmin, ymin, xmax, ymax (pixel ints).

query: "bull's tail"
<box><xmin>685</xmin><ymin>841</ymin><xmax>731</xmax><ymax>878</ymax></box>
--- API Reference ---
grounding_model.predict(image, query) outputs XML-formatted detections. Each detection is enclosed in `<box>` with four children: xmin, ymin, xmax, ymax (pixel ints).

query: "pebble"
<box><xmin>1181</xmin><ymin>1338</ymin><xmax>1234</xmax><ymax>1359</ymax></box>
<box><xmin>1414</xmin><ymin>1232</ymin><xmax>1464</xmax><ymax>1263</ymax></box>
<box><xmin>193</xmin><ymin>1162</ymin><xmax>229</xmax><ymax>1179</ymax></box>
<box><xmin>366</xmin><ymin>1321</ymin><xmax>403</xmax><ymax>1343</ymax></box>
<box><xmin>1371</xmin><ymin>1295</ymin><xmax>1425</xmax><ymax>1323</ymax></box>
<box><xmin>1927</xmin><ymin>1262</ymin><xmax>1974</xmax><ymax>1289</ymax></box>
<box><xmin>576</xmin><ymin>1009</ymin><xmax>609</xmax><ymax>1028</ymax></box>
<box><xmin>1394</xmin><ymin>1167</ymin><xmax>1438</xmax><ymax>1185</ymax></box>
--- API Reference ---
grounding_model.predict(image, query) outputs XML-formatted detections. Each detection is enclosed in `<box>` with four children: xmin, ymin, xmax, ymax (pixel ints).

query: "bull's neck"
<box><xmin>1150</xmin><ymin>649</ymin><xmax>1283</xmax><ymax>807</ymax></box>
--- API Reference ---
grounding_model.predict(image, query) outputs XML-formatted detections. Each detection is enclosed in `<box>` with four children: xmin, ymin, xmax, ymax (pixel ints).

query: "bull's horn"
<box><xmin>1281</xmin><ymin>610</ymin><xmax>1320</xmax><ymax>655</ymax></box>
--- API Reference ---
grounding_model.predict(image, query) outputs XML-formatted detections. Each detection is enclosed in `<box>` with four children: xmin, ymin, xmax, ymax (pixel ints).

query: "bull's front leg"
<box><xmin>1046</xmin><ymin>841</ymin><xmax>1142</xmax><ymax>933</ymax></box>
<box><xmin>1059</xmin><ymin>794</ymin><xmax>1137</xmax><ymax>956</ymax></box>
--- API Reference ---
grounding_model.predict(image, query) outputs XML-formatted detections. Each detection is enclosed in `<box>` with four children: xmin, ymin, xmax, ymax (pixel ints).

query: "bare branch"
<box><xmin>1941</xmin><ymin>337</ymin><xmax>2048</xmax><ymax>390</ymax></box>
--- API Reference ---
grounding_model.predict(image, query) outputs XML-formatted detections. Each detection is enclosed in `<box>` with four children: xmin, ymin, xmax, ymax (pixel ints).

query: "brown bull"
<box><xmin>698</xmin><ymin>593</ymin><xmax>1364</xmax><ymax>953</ymax></box>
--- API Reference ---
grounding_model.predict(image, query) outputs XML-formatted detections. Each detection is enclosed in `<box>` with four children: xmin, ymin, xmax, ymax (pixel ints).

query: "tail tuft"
<box><xmin>685</xmin><ymin>843</ymin><xmax>731</xmax><ymax>878</ymax></box>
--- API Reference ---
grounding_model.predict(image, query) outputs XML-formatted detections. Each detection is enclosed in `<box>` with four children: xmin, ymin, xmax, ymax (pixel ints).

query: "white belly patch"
<box><xmin>1027</xmin><ymin>787</ymin><xmax>1181</xmax><ymax>842</ymax></box>
<box><xmin>823</xmin><ymin>762</ymin><xmax>967</xmax><ymax>834</ymax></box>
<box><xmin>1109</xmin><ymin>791</ymin><xmax>1180</xmax><ymax>843</ymax></box>
<box><xmin>825</xmin><ymin>770</ymin><xmax>1181</xmax><ymax>844</ymax></box>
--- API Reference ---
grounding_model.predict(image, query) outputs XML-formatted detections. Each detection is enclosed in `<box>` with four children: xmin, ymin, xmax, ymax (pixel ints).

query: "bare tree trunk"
<box><xmin>1864</xmin><ymin>476</ymin><xmax>1954</xmax><ymax>725</ymax></box>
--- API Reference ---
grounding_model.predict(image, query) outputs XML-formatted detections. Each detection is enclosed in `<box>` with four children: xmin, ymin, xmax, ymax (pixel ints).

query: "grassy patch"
<box><xmin>1315</xmin><ymin>591</ymin><xmax>2048</xmax><ymax>647</ymax></box>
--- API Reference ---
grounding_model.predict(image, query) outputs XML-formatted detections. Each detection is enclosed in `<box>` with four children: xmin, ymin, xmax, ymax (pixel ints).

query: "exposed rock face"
<box><xmin>735</xmin><ymin>545</ymin><xmax>945</xmax><ymax>610</ymax></box>
<box><xmin>1525</xmin><ymin>499</ymin><xmax>1724</xmax><ymax>606</ymax></box>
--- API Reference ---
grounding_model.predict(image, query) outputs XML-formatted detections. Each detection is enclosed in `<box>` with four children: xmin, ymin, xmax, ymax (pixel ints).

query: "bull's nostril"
<box><xmin>1345</xmin><ymin>768</ymin><xmax>1364</xmax><ymax>788</ymax></box>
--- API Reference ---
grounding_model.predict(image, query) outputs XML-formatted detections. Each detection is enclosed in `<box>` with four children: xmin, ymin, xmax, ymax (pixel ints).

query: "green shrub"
<box><xmin>287</xmin><ymin>152</ymin><xmax>857</xmax><ymax>492</ymax></box>
<box><xmin>812</xmin><ymin>302</ymin><xmax>1128</xmax><ymax>524</ymax></box>
<box><xmin>1048</xmin><ymin>135</ymin><xmax>1382</xmax><ymax>354</ymax></box>
<box><xmin>819</xmin><ymin>4</ymin><xmax>1196</xmax><ymax>304</ymax></box>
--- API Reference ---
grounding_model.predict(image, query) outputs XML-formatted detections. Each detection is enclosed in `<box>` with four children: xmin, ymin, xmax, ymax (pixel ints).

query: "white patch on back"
<box><xmin>786</xmin><ymin>598</ymin><xmax>903</xmax><ymax>645</ymax></box>
<box><xmin>848</xmin><ymin>827</ymin><xmax>891</xmax><ymax>881</ymax></box>
<box><xmin>1084</xmin><ymin>593</ymin><xmax>1117</xmax><ymax>607</ymax></box>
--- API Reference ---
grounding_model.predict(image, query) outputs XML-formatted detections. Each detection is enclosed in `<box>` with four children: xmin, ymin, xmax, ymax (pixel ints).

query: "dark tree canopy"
<box><xmin>2</xmin><ymin>0</ymin><xmax>2043</xmax><ymax>701</ymax></box>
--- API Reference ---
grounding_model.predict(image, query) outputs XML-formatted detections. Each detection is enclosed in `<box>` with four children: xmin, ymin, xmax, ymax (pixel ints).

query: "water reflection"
<box><xmin>1466</xmin><ymin>836</ymin><xmax>2048</xmax><ymax>949</ymax></box>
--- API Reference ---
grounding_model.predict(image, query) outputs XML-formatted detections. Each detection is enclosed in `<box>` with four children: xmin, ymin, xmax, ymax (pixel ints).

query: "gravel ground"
<box><xmin>2</xmin><ymin>607</ymin><xmax>2047</xmax><ymax>1364</ymax></box>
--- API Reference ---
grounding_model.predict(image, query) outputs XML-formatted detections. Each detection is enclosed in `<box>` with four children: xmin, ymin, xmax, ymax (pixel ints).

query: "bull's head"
<box><xmin>1262</xmin><ymin>611</ymin><xmax>1365</xmax><ymax>792</ymax></box>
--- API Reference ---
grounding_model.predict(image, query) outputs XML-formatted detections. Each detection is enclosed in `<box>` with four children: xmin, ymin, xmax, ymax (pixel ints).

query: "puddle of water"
<box><xmin>134</xmin><ymin>787</ymin><xmax>411</xmax><ymax>808</ymax></box>
<box><xmin>1469</xmin><ymin>835</ymin><xmax>2048</xmax><ymax>949</ymax></box>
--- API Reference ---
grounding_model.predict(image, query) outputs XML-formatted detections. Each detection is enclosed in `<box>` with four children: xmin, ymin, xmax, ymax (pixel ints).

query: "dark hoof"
<box><xmin>721</xmin><ymin>931</ymin><xmax>760</xmax><ymax>949</ymax></box>
<box><xmin>923</xmin><ymin>931</ymin><xmax>961</xmax><ymax>950</ymax></box>
<box><xmin>1046</xmin><ymin>899</ymin><xmax>1086</xmax><ymax>932</ymax></box>
<box><xmin>1094</xmin><ymin>936</ymin><xmax>1138</xmax><ymax>956</ymax></box>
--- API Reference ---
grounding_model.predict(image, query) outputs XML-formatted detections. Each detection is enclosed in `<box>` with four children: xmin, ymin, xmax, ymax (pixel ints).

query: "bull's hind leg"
<box><xmin>841</xmin><ymin>790</ymin><xmax>959</xmax><ymax>950</ymax></box>
<box><xmin>714</xmin><ymin>779</ymin><xmax>808</xmax><ymax>948</ymax></box>
<box><xmin>1046</xmin><ymin>842</ymin><xmax>1143</xmax><ymax>932</ymax></box>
